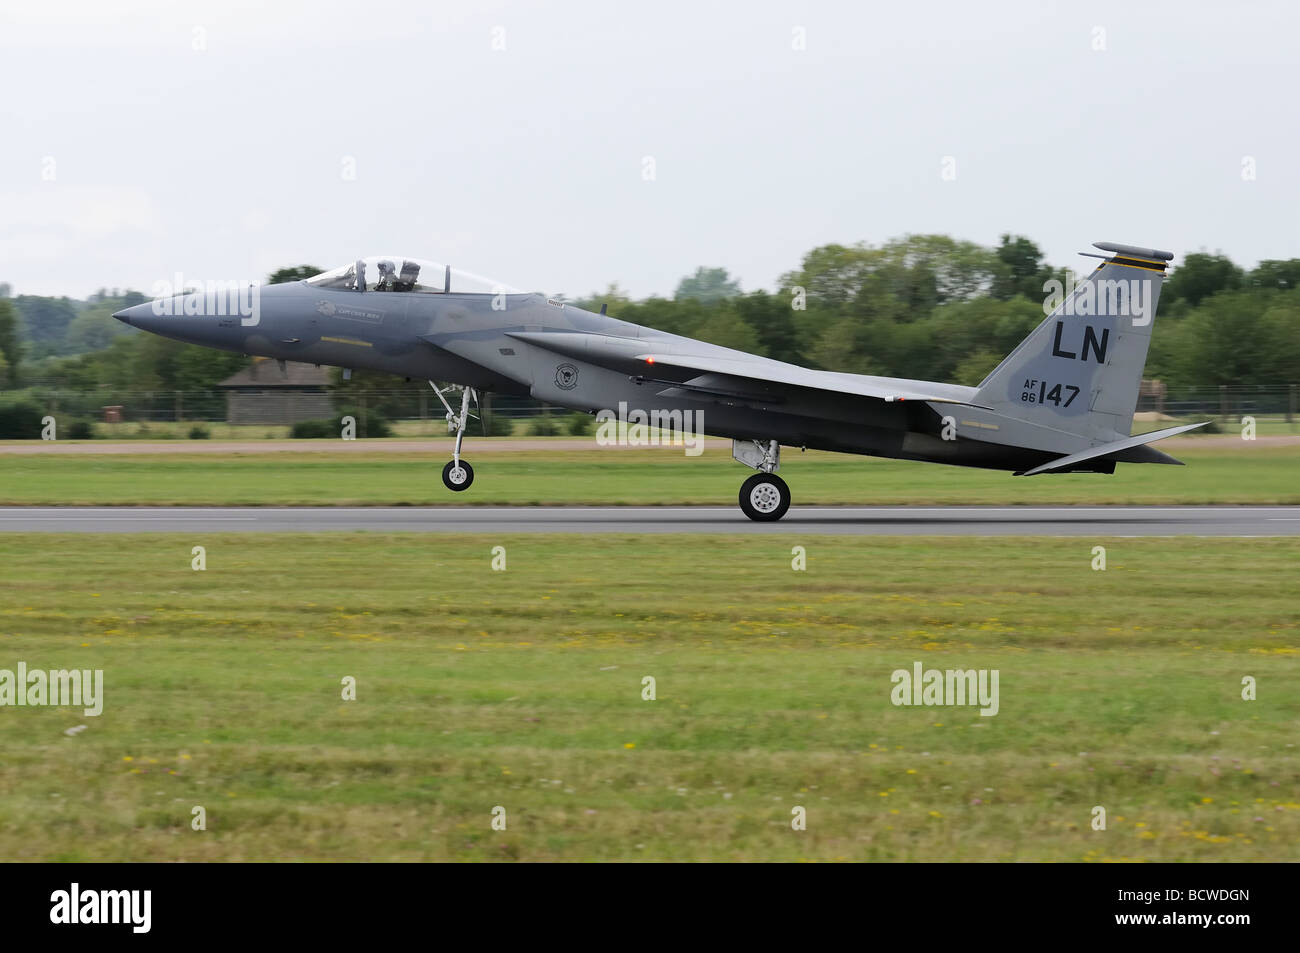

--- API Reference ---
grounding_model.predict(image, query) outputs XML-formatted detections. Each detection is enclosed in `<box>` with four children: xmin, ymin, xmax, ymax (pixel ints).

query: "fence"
<box><xmin>1135</xmin><ymin>384</ymin><xmax>1298</xmax><ymax>420</ymax></box>
<box><xmin>27</xmin><ymin>387</ymin><xmax>575</xmax><ymax>429</ymax></box>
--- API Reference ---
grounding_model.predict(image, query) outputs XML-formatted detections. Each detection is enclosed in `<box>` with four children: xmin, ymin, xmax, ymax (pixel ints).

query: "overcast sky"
<box><xmin>1</xmin><ymin>0</ymin><xmax>1296</xmax><ymax>299</ymax></box>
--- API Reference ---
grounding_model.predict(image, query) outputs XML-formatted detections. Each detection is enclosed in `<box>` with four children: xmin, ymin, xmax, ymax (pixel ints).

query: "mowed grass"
<box><xmin>0</xmin><ymin>443</ymin><xmax>1296</xmax><ymax>505</ymax></box>
<box><xmin>0</xmin><ymin>533</ymin><xmax>1296</xmax><ymax>861</ymax></box>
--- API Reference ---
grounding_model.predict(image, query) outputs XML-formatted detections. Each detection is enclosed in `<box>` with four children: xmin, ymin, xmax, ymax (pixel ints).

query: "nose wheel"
<box><xmin>442</xmin><ymin>459</ymin><xmax>474</xmax><ymax>491</ymax></box>
<box><xmin>431</xmin><ymin>380</ymin><xmax>480</xmax><ymax>493</ymax></box>
<box><xmin>739</xmin><ymin>472</ymin><xmax>790</xmax><ymax>522</ymax></box>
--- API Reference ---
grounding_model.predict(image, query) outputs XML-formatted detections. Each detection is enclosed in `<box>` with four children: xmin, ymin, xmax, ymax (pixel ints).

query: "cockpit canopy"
<box><xmin>306</xmin><ymin>257</ymin><xmax>518</xmax><ymax>295</ymax></box>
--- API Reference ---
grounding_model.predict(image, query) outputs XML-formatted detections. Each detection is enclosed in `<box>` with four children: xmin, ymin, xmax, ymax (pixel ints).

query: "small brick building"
<box><xmin>217</xmin><ymin>360</ymin><xmax>333</xmax><ymax>425</ymax></box>
<box><xmin>1137</xmin><ymin>378</ymin><xmax>1167</xmax><ymax>414</ymax></box>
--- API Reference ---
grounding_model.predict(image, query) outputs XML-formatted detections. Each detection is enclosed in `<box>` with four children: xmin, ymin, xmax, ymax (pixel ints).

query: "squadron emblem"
<box><xmin>554</xmin><ymin>363</ymin><xmax>579</xmax><ymax>390</ymax></box>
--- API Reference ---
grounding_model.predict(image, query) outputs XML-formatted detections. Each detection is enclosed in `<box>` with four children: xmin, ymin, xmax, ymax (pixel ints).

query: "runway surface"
<box><xmin>1</xmin><ymin>506</ymin><xmax>1298</xmax><ymax>535</ymax></box>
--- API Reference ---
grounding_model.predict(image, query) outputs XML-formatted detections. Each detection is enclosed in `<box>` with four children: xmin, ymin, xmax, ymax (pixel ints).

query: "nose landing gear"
<box><xmin>442</xmin><ymin>459</ymin><xmax>475</xmax><ymax>491</ymax></box>
<box><xmin>430</xmin><ymin>381</ymin><xmax>478</xmax><ymax>492</ymax></box>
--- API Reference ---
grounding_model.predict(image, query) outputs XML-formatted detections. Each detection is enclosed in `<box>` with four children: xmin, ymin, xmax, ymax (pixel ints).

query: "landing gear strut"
<box><xmin>431</xmin><ymin>381</ymin><xmax>477</xmax><ymax>492</ymax></box>
<box><xmin>733</xmin><ymin>439</ymin><xmax>790</xmax><ymax>521</ymax></box>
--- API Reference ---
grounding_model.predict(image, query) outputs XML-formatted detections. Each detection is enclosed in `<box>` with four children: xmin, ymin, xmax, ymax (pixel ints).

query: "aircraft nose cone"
<box><xmin>113</xmin><ymin>302</ymin><xmax>159</xmax><ymax>329</ymax></box>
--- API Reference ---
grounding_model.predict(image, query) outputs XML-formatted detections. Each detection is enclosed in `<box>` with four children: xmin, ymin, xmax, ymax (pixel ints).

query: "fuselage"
<box><xmin>114</xmin><ymin>275</ymin><xmax>1066</xmax><ymax>473</ymax></box>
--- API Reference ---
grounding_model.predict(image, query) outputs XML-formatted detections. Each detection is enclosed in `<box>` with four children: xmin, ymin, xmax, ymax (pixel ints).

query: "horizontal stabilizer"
<box><xmin>1017</xmin><ymin>422</ymin><xmax>1208</xmax><ymax>476</ymax></box>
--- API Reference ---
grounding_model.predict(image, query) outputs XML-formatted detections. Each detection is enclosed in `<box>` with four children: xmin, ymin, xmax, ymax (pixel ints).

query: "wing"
<box><xmin>632</xmin><ymin>349</ymin><xmax>990</xmax><ymax>408</ymax></box>
<box><xmin>505</xmin><ymin>330</ymin><xmax>989</xmax><ymax>409</ymax></box>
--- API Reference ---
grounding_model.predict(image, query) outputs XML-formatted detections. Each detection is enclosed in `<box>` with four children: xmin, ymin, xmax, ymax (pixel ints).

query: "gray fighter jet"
<box><xmin>115</xmin><ymin>242</ymin><xmax>1203</xmax><ymax>521</ymax></box>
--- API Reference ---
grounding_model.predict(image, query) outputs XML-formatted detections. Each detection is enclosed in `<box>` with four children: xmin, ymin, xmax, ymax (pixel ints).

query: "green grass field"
<box><xmin>0</xmin><ymin>443</ymin><xmax>1296</xmax><ymax>506</ymax></box>
<box><xmin>0</xmin><ymin>533</ymin><xmax>1295</xmax><ymax>861</ymax></box>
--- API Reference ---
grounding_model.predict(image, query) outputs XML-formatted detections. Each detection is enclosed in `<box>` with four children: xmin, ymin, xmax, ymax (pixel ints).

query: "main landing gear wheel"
<box><xmin>442</xmin><ymin>459</ymin><xmax>474</xmax><ymax>491</ymax></box>
<box><xmin>739</xmin><ymin>472</ymin><xmax>790</xmax><ymax>522</ymax></box>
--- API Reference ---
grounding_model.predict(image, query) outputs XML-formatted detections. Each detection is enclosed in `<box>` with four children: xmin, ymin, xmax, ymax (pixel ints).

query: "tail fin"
<box><xmin>973</xmin><ymin>241</ymin><xmax>1172</xmax><ymax>441</ymax></box>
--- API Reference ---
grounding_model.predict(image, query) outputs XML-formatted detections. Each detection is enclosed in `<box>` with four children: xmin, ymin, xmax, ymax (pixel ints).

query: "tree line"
<box><xmin>1</xmin><ymin>236</ymin><xmax>1297</xmax><ymax>411</ymax></box>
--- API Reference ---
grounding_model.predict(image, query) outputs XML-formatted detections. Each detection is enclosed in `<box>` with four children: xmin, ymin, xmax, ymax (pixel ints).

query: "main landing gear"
<box><xmin>430</xmin><ymin>381</ymin><xmax>478</xmax><ymax>492</ymax></box>
<box><xmin>733</xmin><ymin>439</ymin><xmax>790</xmax><ymax>522</ymax></box>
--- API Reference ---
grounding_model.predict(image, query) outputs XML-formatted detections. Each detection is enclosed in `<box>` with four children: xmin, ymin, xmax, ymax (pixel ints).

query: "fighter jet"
<box><xmin>114</xmin><ymin>242</ymin><xmax>1203</xmax><ymax>521</ymax></box>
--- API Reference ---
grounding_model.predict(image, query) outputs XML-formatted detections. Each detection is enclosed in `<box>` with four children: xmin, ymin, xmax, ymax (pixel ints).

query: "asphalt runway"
<box><xmin>0</xmin><ymin>506</ymin><xmax>1297</xmax><ymax>535</ymax></box>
